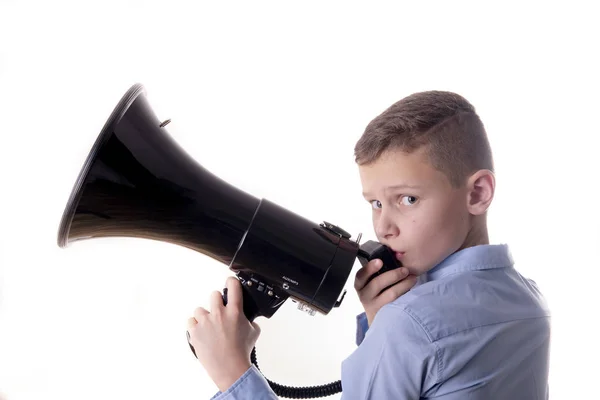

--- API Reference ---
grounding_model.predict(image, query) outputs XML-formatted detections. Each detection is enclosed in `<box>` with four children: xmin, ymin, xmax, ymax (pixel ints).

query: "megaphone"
<box><xmin>57</xmin><ymin>84</ymin><xmax>401</xmax><ymax>398</ymax></box>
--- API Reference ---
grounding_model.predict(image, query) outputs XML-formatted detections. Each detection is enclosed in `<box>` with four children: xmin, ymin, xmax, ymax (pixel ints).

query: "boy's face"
<box><xmin>358</xmin><ymin>147</ymin><xmax>473</xmax><ymax>276</ymax></box>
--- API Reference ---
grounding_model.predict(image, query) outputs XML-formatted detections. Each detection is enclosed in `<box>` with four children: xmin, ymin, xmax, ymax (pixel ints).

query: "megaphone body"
<box><xmin>57</xmin><ymin>84</ymin><xmax>401</xmax><ymax>397</ymax></box>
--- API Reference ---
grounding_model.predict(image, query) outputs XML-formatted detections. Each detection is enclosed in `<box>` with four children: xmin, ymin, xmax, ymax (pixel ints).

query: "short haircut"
<box><xmin>354</xmin><ymin>91</ymin><xmax>494</xmax><ymax>187</ymax></box>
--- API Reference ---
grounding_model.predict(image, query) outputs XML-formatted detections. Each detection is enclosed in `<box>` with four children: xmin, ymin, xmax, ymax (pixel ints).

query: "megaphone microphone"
<box><xmin>57</xmin><ymin>84</ymin><xmax>401</xmax><ymax>398</ymax></box>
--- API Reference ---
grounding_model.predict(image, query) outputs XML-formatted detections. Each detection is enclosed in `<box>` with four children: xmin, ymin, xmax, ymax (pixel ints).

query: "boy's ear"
<box><xmin>466</xmin><ymin>169</ymin><xmax>495</xmax><ymax>215</ymax></box>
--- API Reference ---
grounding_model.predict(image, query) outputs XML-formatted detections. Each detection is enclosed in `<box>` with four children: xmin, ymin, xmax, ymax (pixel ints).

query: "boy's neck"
<box><xmin>458</xmin><ymin>217</ymin><xmax>489</xmax><ymax>252</ymax></box>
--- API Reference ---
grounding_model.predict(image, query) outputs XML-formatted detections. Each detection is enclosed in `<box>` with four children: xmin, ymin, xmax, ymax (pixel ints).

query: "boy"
<box><xmin>187</xmin><ymin>91</ymin><xmax>551</xmax><ymax>399</ymax></box>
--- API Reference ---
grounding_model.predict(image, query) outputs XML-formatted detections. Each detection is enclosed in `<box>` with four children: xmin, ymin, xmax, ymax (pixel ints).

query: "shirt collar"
<box><xmin>421</xmin><ymin>244</ymin><xmax>514</xmax><ymax>282</ymax></box>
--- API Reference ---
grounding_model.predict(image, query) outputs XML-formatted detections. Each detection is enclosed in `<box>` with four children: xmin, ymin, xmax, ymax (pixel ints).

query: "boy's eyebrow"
<box><xmin>362</xmin><ymin>183</ymin><xmax>423</xmax><ymax>197</ymax></box>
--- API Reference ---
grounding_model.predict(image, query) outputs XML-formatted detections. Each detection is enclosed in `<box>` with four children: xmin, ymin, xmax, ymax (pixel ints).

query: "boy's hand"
<box><xmin>354</xmin><ymin>258</ymin><xmax>418</xmax><ymax>326</ymax></box>
<box><xmin>187</xmin><ymin>277</ymin><xmax>261</xmax><ymax>392</ymax></box>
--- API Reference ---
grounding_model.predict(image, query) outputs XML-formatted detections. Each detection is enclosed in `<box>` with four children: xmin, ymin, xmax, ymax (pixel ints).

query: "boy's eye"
<box><xmin>400</xmin><ymin>196</ymin><xmax>418</xmax><ymax>206</ymax></box>
<box><xmin>370</xmin><ymin>200</ymin><xmax>382</xmax><ymax>209</ymax></box>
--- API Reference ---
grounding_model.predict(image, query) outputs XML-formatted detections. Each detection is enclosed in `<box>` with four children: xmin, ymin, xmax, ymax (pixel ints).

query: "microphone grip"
<box><xmin>357</xmin><ymin>240</ymin><xmax>402</xmax><ymax>288</ymax></box>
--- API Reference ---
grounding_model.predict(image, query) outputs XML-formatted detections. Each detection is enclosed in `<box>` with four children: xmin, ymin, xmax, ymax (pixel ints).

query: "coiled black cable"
<box><xmin>251</xmin><ymin>346</ymin><xmax>342</xmax><ymax>398</ymax></box>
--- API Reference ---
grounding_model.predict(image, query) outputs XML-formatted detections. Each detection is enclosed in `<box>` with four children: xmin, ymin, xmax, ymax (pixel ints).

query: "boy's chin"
<box><xmin>405</xmin><ymin>259</ymin><xmax>438</xmax><ymax>276</ymax></box>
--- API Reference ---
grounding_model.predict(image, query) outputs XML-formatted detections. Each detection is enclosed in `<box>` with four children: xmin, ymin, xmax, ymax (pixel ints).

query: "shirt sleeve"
<box><xmin>341</xmin><ymin>304</ymin><xmax>440</xmax><ymax>399</ymax></box>
<box><xmin>210</xmin><ymin>365</ymin><xmax>279</xmax><ymax>400</ymax></box>
<box><xmin>355</xmin><ymin>312</ymin><xmax>369</xmax><ymax>346</ymax></box>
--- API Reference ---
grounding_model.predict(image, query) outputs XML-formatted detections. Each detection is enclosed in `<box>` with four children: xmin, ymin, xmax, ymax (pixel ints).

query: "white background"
<box><xmin>1</xmin><ymin>1</ymin><xmax>598</xmax><ymax>399</ymax></box>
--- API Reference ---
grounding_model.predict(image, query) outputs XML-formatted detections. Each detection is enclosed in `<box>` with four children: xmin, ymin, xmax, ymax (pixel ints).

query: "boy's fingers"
<box><xmin>187</xmin><ymin>317</ymin><xmax>198</xmax><ymax>330</ymax></box>
<box><xmin>354</xmin><ymin>259</ymin><xmax>383</xmax><ymax>290</ymax></box>
<box><xmin>210</xmin><ymin>290</ymin><xmax>225</xmax><ymax>313</ymax></box>
<box><xmin>381</xmin><ymin>267</ymin><xmax>410</xmax><ymax>289</ymax></box>
<box><xmin>225</xmin><ymin>276</ymin><xmax>243</xmax><ymax>309</ymax></box>
<box><xmin>193</xmin><ymin>306</ymin><xmax>209</xmax><ymax>322</ymax></box>
<box><xmin>361</xmin><ymin>267</ymin><xmax>410</xmax><ymax>298</ymax></box>
<box><xmin>377</xmin><ymin>275</ymin><xmax>418</xmax><ymax>305</ymax></box>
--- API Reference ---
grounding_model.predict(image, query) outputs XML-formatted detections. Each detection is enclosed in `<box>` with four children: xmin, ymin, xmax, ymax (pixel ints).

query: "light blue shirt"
<box><xmin>210</xmin><ymin>244</ymin><xmax>551</xmax><ymax>399</ymax></box>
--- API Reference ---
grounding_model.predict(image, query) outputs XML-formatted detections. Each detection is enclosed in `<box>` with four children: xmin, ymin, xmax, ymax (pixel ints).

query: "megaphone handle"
<box><xmin>223</xmin><ymin>284</ymin><xmax>263</xmax><ymax>322</ymax></box>
<box><xmin>186</xmin><ymin>282</ymin><xmax>259</xmax><ymax>359</ymax></box>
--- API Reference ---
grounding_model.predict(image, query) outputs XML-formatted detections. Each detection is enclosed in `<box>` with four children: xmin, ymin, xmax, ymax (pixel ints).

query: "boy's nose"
<box><xmin>375</xmin><ymin>213</ymin><xmax>399</xmax><ymax>240</ymax></box>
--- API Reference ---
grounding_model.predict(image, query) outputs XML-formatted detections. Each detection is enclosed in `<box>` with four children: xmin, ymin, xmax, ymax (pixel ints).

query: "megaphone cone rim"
<box><xmin>57</xmin><ymin>83</ymin><xmax>147</xmax><ymax>248</ymax></box>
